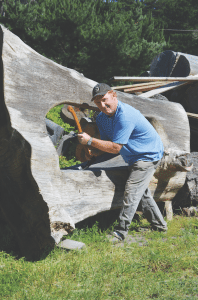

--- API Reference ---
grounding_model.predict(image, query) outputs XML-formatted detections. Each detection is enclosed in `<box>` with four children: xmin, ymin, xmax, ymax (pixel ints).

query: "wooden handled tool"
<box><xmin>67</xmin><ymin>106</ymin><xmax>83</xmax><ymax>133</ymax></box>
<box><xmin>67</xmin><ymin>105</ymin><xmax>93</xmax><ymax>158</ymax></box>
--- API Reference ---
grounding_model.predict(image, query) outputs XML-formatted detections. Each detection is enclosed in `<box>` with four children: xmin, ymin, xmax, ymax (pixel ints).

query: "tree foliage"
<box><xmin>143</xmin><ymin>0</ymin><xmax>198</xmax><ymax>55</ymax></box>
<box><xmin>0</xmin><ymin>0</ymin><xmax>166</xmax><ymax>82</ymax></box>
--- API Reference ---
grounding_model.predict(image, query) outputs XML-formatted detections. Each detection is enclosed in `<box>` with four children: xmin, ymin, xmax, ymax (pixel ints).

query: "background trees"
<box><xmin>0</xmin><ymin>0</ymin><xmax>166</xmax><ymax>82</ymax></box>
<box><xmin>1</xmin><ymin>0</ymin><xmax>197</xmax><ymax>83</ymax></box>
<box><xmin>143</xmin><ymin>0</ymin><xmax>198</xmax><ymax>55</ymax></box>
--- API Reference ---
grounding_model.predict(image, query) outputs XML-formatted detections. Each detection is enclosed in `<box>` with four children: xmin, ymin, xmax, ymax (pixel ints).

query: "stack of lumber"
<box><xmin>111</xmin><ymin>76</ymin><xmax>198</xmax><ymax>98</ymax></box>
<box><xmin>112</xmin><ymin>50</ymin><xmax>198</xmax><ymax>102</ymax></box>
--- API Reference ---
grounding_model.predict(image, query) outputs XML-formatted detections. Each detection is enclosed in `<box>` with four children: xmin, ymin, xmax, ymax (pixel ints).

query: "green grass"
<box><xmin>0</xmin><ymin>215</ymin><xmax>198</xmax><ymax>299</ymax></box>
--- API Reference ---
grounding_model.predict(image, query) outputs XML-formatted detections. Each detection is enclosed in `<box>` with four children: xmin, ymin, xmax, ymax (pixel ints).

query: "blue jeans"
<box><xmin>115</xmin><ymin>160</ymin><xmax>167</xmax><ymax>238</ymax></box>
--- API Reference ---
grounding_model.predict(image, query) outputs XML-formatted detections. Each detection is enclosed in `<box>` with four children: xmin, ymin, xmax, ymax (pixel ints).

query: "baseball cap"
<box><xmin>91</xmin><ymin>83</ymin><xmax>112</xmax><ymax>101</ymax></box>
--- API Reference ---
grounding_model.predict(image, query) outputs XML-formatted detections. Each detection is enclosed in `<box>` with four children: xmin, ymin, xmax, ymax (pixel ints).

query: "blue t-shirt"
<box><xmin>96</xmin><ymin>100</ymin><xmax>164</xmax><ymax>165</ymax></box>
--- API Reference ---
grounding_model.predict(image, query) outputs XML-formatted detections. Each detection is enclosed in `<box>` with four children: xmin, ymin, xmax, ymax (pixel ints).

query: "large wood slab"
<box><xmin>0</xmin><ymin>25</ymin><xmax>191</xmax><ymax>259</ymax></box>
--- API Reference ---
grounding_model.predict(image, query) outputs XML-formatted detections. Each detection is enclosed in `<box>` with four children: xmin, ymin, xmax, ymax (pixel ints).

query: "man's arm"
<box><xmin>91</xmin><ymin>137</ymin><xmax>123</xmax><ymax>154</ymax></box>
<box><xmin>78</xmin><ymin>132</ymin><xmax>123</xmax><ymax>154</ymax></box>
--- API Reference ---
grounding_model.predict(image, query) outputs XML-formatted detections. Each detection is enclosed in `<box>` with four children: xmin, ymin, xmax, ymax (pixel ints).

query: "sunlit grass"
<box><xmin>0</xmin><ymin>215</ymin><xmax>198</xmax><ymax>299</ymax></box>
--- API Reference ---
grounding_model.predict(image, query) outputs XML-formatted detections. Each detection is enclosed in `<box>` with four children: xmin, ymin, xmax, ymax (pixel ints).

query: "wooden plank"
<box><xmin>187</xmin><ymin>112</ymin><xmax>198</xmax><ymax>120</ymax></box>
<box><xmin>124</xmin><ymin>82</ymin><xmax>170</xmax><ymax>93</ymax></box>
<box><xmin>112</xmin><ymin>81</ymin><xmax>171</xmax><ymax>90</ymax></box>
<box><xmin>140</xmin><ymin>81</ymin><xmax>188</xmax><ymax>98</ymax></box>
<box><xmin>111</xmin><ymin>76</ymin><xmax>198</xmax><ymax>82</ymax></box>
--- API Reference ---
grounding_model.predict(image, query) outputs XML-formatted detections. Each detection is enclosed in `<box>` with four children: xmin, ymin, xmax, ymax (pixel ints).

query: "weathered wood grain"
<box><xmin>112</xmin><ymin>81</ymin><xmax>172</xmax><ymax>90</ymax></box>
<box><xmin>0</xmin><ymin>25</ymin><xmax>192</xmax><ymax>259</ymax></box>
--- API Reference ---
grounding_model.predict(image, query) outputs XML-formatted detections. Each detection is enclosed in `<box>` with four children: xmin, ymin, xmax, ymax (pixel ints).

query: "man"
<box><xmin>78</xmin><ymin>83</ymin><xmax>167</xmax><ymax>241</ymax></box>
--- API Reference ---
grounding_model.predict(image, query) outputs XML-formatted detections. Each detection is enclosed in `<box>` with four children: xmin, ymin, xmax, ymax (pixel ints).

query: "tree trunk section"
<box><xmin>0</xmin><ymin>25</ymin><xmax>191</xmax><ymax>259</ymax></box>
<box><xmin>149</xmin><ymin>50</ymin><xmax>198</xmax><ymax>78</ymax></box>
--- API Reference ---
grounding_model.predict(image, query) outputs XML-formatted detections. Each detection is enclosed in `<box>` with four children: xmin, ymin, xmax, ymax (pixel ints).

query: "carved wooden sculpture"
<box><xmin>0</xmin><ymin>25</ymin><xmax>192</xmax><ymax>260</ymax></box>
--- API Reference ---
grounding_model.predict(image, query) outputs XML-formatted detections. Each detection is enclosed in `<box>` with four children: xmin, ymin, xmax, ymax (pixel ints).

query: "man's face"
<box><xmin>94</xmin><ymin>92</ymin><xmax>118</xmax><ymax>116</ymax></box>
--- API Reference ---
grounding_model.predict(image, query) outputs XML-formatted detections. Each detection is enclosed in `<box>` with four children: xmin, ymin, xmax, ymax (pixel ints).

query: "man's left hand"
<box><xmin>78</xmin><ymin>132</ymin><xmax>91</xmax><ymax>145</ymax></box>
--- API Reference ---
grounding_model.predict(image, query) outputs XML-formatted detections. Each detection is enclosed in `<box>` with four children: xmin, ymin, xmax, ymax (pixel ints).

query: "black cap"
<box><xmin>91</xmin><ymin>83</ymin><xmax>112</xmax><ymax>101</ymax></box>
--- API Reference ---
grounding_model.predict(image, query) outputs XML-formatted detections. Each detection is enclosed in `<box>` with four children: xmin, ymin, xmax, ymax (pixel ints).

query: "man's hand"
<box><xmin>78</xmin><ymin>132</ymin><xmax>91</xmax><ymax>145</ymax></box>
<box><xmin>78</xmin><ymin>132</ymin><xmax>123</xmax><ymax>154</ymax></box>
